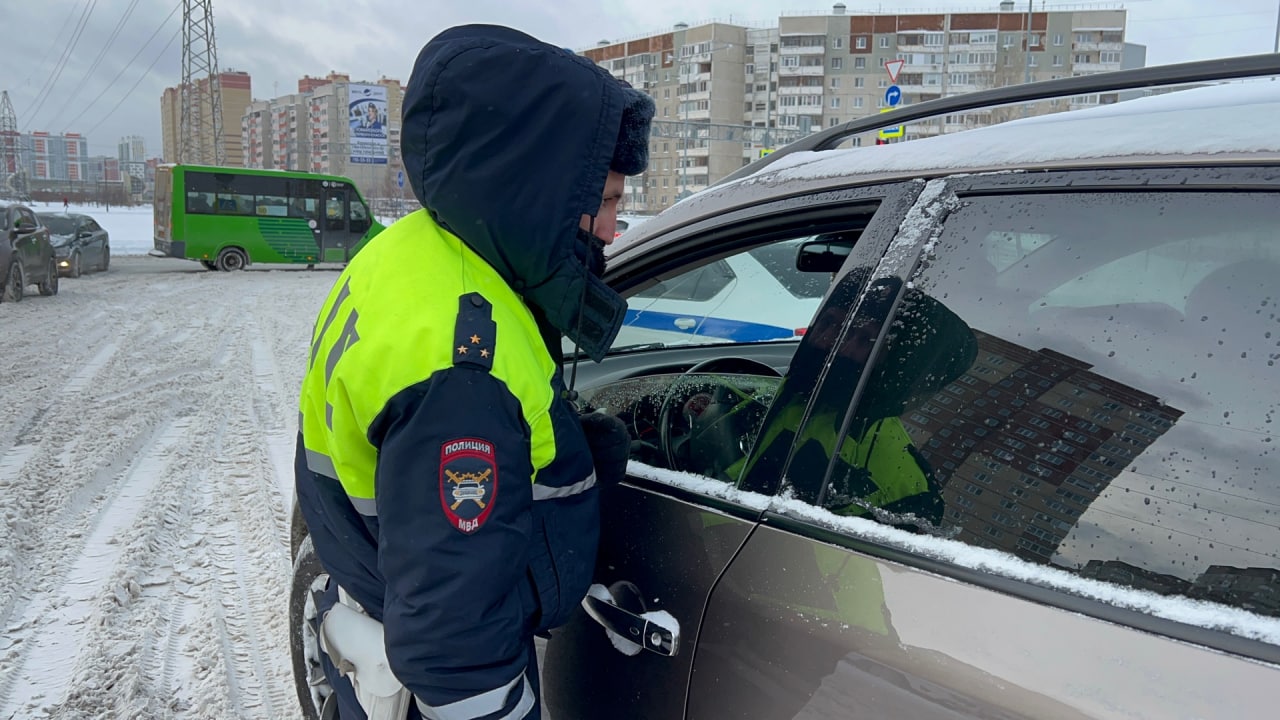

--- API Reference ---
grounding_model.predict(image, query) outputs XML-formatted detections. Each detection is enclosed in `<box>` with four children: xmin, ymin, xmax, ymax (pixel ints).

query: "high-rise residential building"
<box><xmin>159</xmin><ymin>70</ymin><xmax>253</xmax><ymax>166</ymax></box>
<box><xmin>242</xmin><ymin>74</ymin><xmax>405</xmax><ymax>202</ymax></box>
<box><xmin>118</xmin><ymin>135</ymin><xmax>146</xmax><ymax>163</ymax></box>
<box><xmin>242</xmin><ymin>93</ymin><xmax>308</xmax><ymax>171</ymax></box>
<box><xmin>87</xmin><ymin>156</ymin><xmax>122</xmax><ymax>184</ymax></box>
<box><xmin>18</xmin><ymin>131</ymin><xmax>89</xmax><ymax>183</ymax></box>
<box><xmin>298</xmin><ymin>72</ymin><xmax>350</xmax><ymax>94</ymax></box>
<box><xmin>584</xmin><ymin>4</ymin><xmax>1139</xmax><ymax>212</ymax></box>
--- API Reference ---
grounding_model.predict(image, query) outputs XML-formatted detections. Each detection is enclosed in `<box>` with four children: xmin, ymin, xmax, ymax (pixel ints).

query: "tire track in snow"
<box><xmin>210</xmin><ymin>317</ymin><xmax>295</xmax><ymax>718</ymax></box>
<box><xmin>0</xmin><ymin>260</ymin><xmax>337</xmax><ymax>718</ymax></box>
<box><xmin>248</xmin><ymin>316</ymin><xmax>301</xmax><ymax>541</ymax></box>
<box><xmin>0</xmin><ymin>415</ymin><xmax>191</xmax><ymax>718</ymax></box>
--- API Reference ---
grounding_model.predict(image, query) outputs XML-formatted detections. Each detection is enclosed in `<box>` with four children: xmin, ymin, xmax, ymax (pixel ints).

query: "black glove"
<box><xmin>579</xmin><ymin>412</ymin><xmax>631</xmax><ymax>487</ymax></box>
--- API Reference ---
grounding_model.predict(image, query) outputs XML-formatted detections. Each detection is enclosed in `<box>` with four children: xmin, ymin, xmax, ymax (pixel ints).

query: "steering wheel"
<box><xmin>658</xmin><ymin>357</ymin><xmax>783</xmax><ymax>478</ymax></box>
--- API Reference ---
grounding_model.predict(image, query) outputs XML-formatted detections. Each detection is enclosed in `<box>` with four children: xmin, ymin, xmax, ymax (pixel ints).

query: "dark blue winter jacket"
<box><xmin>295</xmin><ymin>24</ymin><xmax>651</xmax><ymax>720</ymax></box>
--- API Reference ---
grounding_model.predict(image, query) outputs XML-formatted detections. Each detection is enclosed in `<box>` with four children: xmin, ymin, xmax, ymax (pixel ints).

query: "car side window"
<box><xmin>808</xmin><ymin>190</ymin><xmax>1280</xmax><ymax>616</ymax></box>
<box><xmin>580</xmin><ymin>225</ymin><xmax>873</xmax><ymax>487</ymax></box>
<box><xmin>612</xmin><ymin>234</ymin><xmax>847</xmax><ymax>352</ymax></box>
<box><xmin>18</xmin><ymin>208</ymin><xmax>38</xmax><ymax>230</ymax></box>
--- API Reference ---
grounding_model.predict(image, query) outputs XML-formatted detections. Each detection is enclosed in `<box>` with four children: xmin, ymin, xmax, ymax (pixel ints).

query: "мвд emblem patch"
<box><xmin>440</xmin><ymin>438</ymin><xmax>498</xmax><ymax>534</ymax></box>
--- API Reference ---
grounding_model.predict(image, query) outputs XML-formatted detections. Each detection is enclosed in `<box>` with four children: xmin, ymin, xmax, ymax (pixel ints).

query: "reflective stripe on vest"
<box><xmin>298</xmin><ymin>210</ymin><xmax>559</xmax><ymax>515</ymax></box>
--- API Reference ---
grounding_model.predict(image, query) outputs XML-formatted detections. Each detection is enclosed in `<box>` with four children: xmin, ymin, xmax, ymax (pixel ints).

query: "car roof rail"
<box><xmin>716</xmin><ymin>53</ymin><xmax>1280</xmax><ymax>187</ymax></box>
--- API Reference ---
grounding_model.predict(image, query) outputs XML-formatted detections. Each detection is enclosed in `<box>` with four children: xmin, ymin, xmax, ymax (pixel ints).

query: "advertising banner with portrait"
<box><xmin>348</xmin><ymin>83</ymin><xmax>388</xmax><ymax>164</ymax></box>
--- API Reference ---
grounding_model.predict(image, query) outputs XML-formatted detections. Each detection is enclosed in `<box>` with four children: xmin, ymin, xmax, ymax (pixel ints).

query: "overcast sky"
<box><xmin>3</xmin><ymin>0</ymin><xmax>1277</xmax><ymax>158</ymax></box>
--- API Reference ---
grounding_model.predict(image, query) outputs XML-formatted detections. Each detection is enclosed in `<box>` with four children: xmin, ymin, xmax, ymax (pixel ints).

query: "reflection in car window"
<box><xmin>747</xmin><ymin>242</ymin><xmax>832</xmax><ymax>299</ymax></box>
<box><xmin>819</xmin><ymin>191</ymin><xmax>1280</xmax><ymax>616</ymax></box>
<box><xmin>613</xmin><ymin>235</ymin><xmax>849</xmax><ymax>352</ymax></box>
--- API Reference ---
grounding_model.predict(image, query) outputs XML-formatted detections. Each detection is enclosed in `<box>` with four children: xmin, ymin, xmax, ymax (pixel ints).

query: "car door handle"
<box><xmin>582</xmin><ymin>583</ymin><xmax>680</xmax><ymax>657</ymax></box>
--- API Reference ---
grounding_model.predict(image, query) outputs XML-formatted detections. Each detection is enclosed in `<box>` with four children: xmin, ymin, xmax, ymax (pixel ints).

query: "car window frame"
<box><xmin>757</xmin><ymin>164</ymin><xmax>1280</xmax><ymax>666</ymax></box>
<box><xmin>16</xmin><ymin>207</ymin><xmax>40</xmax><ymax>233</ymax></box>
<box><xmin>586</xmin><ymin>181</ymin><xmax>925</xmax><ymax>515</ymax></box>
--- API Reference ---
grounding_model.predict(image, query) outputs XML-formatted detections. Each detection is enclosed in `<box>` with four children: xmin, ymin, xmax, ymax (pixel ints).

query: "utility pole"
<box><xmin>180</xmin><ymin>0</ymin><xmax>225</xmax><ymax>165</ymax></box>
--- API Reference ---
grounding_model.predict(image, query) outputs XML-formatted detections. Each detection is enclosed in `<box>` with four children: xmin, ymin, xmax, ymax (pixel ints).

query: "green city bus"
<box><xmin>153</xmin><ymin>164</ymin><xmax>385</xmax><ymax>270</ymax></box>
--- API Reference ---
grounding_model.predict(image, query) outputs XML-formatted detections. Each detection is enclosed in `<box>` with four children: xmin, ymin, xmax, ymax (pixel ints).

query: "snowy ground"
<box><xmin>0</xmin><ymin>253</ymin><xmax>334</xmax><ymax>719</ymax></box>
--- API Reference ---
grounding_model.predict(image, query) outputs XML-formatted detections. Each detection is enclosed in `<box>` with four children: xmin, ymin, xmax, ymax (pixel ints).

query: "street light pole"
<box><xmin>1274</xmin><ymin>0</ymin><xmax>1279</xmax><ymax>53</ymax></box>
<box><xmin>1022</xmin><ymin>0</ymin><xmax>1033</xmax><ymax>117</ymax></box>
<box><xmin>679</xmin><ymin>40</ymin><xmax>735</xmax><ymax>200</ymax></box>
<box><xmin>680</xmin><ymin>71</ymin><xmax>688</xmax><ymax>197</ymax></box>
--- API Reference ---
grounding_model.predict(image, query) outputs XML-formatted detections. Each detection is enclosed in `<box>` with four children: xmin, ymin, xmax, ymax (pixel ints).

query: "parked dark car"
<box><xmin>2</xmin><ymin>203</ymin><xmax>58</xmax><ymax>302</ymax></box>
<box><xmin>289</xmin><ymin>56</ymin><xmax>1280</xmax><ymax>719</ymax></box>
<box><xmin>37</xmin><ymin>212</ymin><xmax>111</xmax><ymax>277</ymax></box>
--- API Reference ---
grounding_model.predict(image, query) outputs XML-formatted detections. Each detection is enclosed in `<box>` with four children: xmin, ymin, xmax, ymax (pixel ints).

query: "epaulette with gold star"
<box><xmin>453</xmin><ymin>292</ymin><xmax>496</xmax><ymax>371</ymax></box>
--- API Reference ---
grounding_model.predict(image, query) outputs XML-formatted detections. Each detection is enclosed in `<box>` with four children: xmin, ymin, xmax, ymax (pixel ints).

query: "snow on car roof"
<box><xmin>747</xmin><ymin>80</ymin><xmax>1280</xmax><ymax>187</ymax></box>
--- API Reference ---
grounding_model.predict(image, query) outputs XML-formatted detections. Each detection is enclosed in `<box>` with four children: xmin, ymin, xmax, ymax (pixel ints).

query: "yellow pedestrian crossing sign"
<box><xmin>878</xmin><ymin>107</ymin><xmax>904</xmax><ymax>140</ymax></box>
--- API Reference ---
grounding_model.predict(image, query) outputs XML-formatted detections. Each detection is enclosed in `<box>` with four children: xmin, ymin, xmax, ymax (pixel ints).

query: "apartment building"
<box><xmin>17</xmin><ymin>131</ymin><xmax>89</xmax><ymax>183</ymax></box>
<box><xmin>87</xmin><ymin>156</ymin><xmax>122</xmax><ymax>184</ymax></box>
<box><xmin>585</xmin><ymin>3</ymin><xmax>1139</xmax><ymax>211</ymax></box>
<box><xmin>118</xmin><ymin>135</ymin><xmax>146</xmax><ymax>163</ymax></box>
<box><xmin>242</xmin><ymin>93</ymin><xmax>308</xmax><ymax>171</ymax></box>
<box><xmin>159</xmin><ymin>70</ymin><xmax>253</xmax><ymax>166</ymax></box>
<box><xmin>240</xmin><ymin>74</ymin><xmax>405</xmax><ymax>202</ymax></box>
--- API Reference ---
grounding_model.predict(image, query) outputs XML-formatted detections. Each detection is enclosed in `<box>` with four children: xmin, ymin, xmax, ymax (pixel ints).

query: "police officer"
<box><xmin>294</xmin><ymin>25</ymin><xmax>653</xmax><ymax>720</ymax></box>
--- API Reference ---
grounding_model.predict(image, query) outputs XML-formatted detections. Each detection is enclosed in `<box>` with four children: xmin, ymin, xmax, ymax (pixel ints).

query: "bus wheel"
<box><xmin>216</xmin><ymin>247</ymin><xmax>248</xmax><ymax>272</ymax></box>
<box><xmin>200</xmin><ymin>260</ymin><xmax>218</xmax><ymax>271</ymax></box>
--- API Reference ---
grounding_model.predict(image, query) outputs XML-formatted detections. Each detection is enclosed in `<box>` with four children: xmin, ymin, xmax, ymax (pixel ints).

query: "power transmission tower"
<box><xmin>0</xmin><ymin>91</ymin><xmax>27</xmax><ymax>196</ymax></box>
<box><xmin>180</xmin><ymin>0</ymin><xmax>224</xmax><ymax>165</ymax></box>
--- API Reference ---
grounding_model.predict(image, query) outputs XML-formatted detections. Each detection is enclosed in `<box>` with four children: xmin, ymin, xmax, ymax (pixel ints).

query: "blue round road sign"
<box><xmin>885</xmin><ymin>85</ymin><xmax>902</xmax><ymax>107</ymax></box>
<box><xmin>396</xmin><ymin>170</ymin><xmax>405</xmax><ymax>188</ymax></box>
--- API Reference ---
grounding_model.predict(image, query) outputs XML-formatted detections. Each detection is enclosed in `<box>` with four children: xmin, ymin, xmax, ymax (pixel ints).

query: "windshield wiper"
<box><xmin>563</xmin><ymin>342</ymin><xmax>668</xmax><ymax>360</ymax></box>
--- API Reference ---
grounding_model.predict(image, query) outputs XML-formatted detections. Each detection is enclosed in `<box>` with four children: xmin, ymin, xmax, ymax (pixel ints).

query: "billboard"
<box><xmin>348</xmin><ymin>83</ymin><xmax>388</xmax><ymax>165</ymax></box>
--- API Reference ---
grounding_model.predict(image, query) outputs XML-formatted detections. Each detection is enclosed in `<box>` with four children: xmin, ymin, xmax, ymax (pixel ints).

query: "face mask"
<box><xmin>573</xmin><ymin>227</ymin><xmax>607</xmax><ymax>278</ymax></box>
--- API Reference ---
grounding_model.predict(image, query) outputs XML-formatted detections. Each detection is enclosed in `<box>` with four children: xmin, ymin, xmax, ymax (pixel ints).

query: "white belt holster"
<box><xmin>319</xmin><ymin>588</ymin><xmax>413</xmax><ymax>720</ymax></box>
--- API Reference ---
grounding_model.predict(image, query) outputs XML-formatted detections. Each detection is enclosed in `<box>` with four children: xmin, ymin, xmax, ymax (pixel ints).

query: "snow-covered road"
<box><xmin>0</xmin><ymin>257</ymin><xmax>334</xmax><ymax>719</ymax></box>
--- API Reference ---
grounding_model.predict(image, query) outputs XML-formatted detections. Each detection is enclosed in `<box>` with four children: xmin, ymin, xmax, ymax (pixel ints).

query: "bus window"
<box><xmin>325</xmin><ymin>192</ymin><xmax>346</xmax><ymax>231</ymax></box>
<box><xmin>350</xmin><ymin>198</ymin><xmax>370</xmax><ymax>234</ymax></box>
<box><xmin>256</xmin><ymin>194</ymin><xmax>289</xmax><ymax>217</ymax></box>
<box><xmin>217</xmin><ymin>191</ymin><xmax>255</xmax><ymax>215</ymax></box>
<box><xmin>289</xmin><ymin>197</ymin><xmax>317</xmax><ymax>220</ymax></box>
<box><xmin>186</xmin><ymin>191</ymin><xmax>216</xmax><ymax>214</ymax></box>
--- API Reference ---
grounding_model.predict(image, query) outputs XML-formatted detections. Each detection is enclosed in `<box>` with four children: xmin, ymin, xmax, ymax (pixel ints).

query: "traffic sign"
<box><xmin>884</xmin><ymin>85</ymin><xmax>902</xmax><ymax>107</ymax></box>
<box><xmin>878</xmin><ymin>107</ymin><xmax>904</xmax><ymax>140</ymax></box>
<box><xmin>396</xmin><ymin>170</ymin><xmax>405</xmax><ymax>189</ymax></box>
<box><xmin>884</xmin><ymin>59</ymin><xmax>905</xmax><ymax>84</ymax></box>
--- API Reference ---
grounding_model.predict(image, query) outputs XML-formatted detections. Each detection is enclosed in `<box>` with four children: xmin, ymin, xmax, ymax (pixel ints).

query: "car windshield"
<box><xmin>40</xmin><ymin>216</ymin><xmax>78</xmax><ymax>235</ymax></box>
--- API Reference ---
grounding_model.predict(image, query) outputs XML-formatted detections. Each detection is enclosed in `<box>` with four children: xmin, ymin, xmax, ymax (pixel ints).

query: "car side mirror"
<box><xmin>78</xmin><ymin>230</ymin><xmax>93</xmax><ymax>239</ymax></box>
<box><xmin>796</xmin><ymin>237</ymin><xmax>856</xmax><ymax>273</ymax></box>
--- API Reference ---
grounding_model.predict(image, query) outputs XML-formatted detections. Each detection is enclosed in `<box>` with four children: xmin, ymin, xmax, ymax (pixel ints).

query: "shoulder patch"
<box><xmin>440</xmin><ymin>437</ymin><xmax>498</xmax><ymax>534</ymax></box>
<box><xmin>453</xmin><ymin>292</ymin><xmax>496</xmax><ymax>371</ymax></box>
